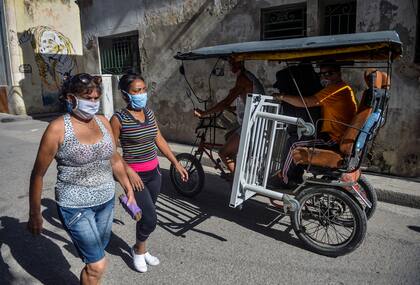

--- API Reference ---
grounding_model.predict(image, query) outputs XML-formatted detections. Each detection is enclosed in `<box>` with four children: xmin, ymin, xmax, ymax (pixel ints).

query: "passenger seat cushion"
<box><xmin>292</xmin><ymin>147</ymin><xmax>344</xmax><ymax>169</ymax></box>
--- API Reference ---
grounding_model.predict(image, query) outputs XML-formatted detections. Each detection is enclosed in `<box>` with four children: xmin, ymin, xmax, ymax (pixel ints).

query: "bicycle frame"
<box><xmin>191</xmin><ymin>114</ymin><xmax>228</xmax><ymax>175</ymax></box>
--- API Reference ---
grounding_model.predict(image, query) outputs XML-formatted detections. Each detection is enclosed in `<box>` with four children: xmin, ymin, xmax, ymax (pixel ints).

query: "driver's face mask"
<box><xmin>320</xmin><ymin>79</ymin><xmax>331</xmax><ymax>87</ymax></box>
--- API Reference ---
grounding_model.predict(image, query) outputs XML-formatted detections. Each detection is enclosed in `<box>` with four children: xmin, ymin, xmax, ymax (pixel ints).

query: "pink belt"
<box><xmin>128</xmin><ymin>158</ymin><xmax>159</xmax><ymax>172</ymax></box>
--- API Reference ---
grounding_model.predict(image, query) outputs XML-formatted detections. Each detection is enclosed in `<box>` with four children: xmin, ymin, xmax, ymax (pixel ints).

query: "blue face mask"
<box><xmin>124</xmin><ymin>91</ymin><xmax>148</xmax><ymax>110</ymax></box>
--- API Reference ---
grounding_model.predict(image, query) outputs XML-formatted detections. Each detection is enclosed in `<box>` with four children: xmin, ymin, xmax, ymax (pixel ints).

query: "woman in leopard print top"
<box><xmin>27</xmin><ymin>73</ymin><xmax>137</xmax><ymax>284</ymax></box>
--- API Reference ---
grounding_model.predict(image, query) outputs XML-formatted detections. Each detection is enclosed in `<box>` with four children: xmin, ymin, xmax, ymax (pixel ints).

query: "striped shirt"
<box><xmin>115</xmin><ymin>108</ymin><xmax>158</xmax><ymax>166</ymax></box>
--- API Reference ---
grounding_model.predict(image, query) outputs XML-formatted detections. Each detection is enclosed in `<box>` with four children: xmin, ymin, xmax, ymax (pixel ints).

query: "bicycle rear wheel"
<box><xmin>170</xmin><ymin>153</ymin><xmax>205</xmax><ymax>197</ymax></box>
<box><xmin>357</xmin><ymin>175</ymin><xmax>377</xmax><ymax>220</ymax></box>
<box><xmin>335</xmin><ymin>175</ymin><xmax>378</xmax><ymax>225</ymax></box>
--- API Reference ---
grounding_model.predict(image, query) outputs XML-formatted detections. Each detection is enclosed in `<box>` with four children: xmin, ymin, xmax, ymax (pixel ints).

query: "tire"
<box><xmin>170</xmin><ymin>153</ymin><xmax>205</xmax><ymax>197</ymax></box>
<box><xmin>357</xmin><ymin>175</ymin><xmax>378</xmax><ymax>220</ymax></box>
<box><xmin>291</xmin><ymin>186</ymin><xmax>367</xmax><ymax>257</ymax></box>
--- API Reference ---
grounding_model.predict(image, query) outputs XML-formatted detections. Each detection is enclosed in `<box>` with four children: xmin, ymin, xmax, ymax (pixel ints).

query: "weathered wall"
<box><xmin>355</xmin><ymin>0</ymin><xmax>420</xmax><ymax>176</ymax></box>
<box><xmin>80</xmin><ymin>0</ymin><xmax>420</xmax><ymax>177</ymax></box>
<box><xmin>4</xmin><ymin>0</ymin><xmax>82</xmax><ymax>115</ymax></box>
<box><xmin>80</xmin><ymin>0</ymin><xmax>297</xmax><ymax>140</ymax></box>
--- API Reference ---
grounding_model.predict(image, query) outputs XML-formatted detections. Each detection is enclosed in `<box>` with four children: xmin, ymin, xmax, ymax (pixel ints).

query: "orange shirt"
<box><xmin>314</xmin><ymin>81</ymin><xmax>357</xmax><ymax>142</ymax></box>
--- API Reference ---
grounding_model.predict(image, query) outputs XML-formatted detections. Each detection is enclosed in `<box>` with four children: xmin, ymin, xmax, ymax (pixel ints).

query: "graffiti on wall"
<box><xmin>19</xmin><ymin>26</ymin><xmax>77</xmax><ymax>106</ymax></box>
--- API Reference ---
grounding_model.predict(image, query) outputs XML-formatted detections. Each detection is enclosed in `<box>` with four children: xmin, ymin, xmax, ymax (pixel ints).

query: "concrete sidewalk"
<box><xmin>166</xmin><ymin>142</ymin><xmax>420</xmax><ymax>209</ymax></box>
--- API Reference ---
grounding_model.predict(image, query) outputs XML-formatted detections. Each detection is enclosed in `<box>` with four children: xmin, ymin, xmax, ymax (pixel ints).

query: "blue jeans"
<box><xmin>57</xmin><ymin>196</ymin><xmax>115</xmax><ymax>264</ymax></box>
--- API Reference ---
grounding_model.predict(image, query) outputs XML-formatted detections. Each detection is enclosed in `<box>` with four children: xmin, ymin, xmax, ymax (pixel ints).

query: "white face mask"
<box><xmin>320</xmin><ymin>79</ymin><xmax>331</xmax><ymax>87</ymax></box>
<box><xmin>70</xmin><ymin>96</ymin><xmax>100</xmax><ymax>120</ymax></box>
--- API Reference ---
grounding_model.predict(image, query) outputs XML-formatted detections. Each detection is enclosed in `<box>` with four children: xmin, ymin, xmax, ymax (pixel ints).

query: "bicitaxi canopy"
<box><xmin>174</xmin><ymin>30</ymin><xmax>402</xmax><ymax>62</ymax></box>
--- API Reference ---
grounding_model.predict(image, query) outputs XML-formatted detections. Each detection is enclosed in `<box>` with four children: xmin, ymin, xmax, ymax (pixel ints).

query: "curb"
<box><xmin>168</xmin><ymin>148</ymin><xmax>420</xmax><ymax>209</ymax></box>
<box><xmin>0</xmin><ymin>113</ymin><xmax>32</xmax><ymax>123</ymax></box>
<box><xmin>375</xmin><ymin>188</ymin><xmax>420</xmax><ymax>209</ymax></box>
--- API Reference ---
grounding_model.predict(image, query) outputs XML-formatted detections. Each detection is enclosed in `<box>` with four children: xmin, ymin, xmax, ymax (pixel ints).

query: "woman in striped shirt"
<box><xmin>110</xmin><ymin>73</ymin><xmax>188</xmax><ymax>273</ymax></box>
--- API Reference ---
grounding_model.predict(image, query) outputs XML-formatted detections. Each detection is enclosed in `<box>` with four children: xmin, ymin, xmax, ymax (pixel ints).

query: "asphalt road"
<box><xmin>1</xmin><ymin>119</ymin><xmax>419</xmax><ymax>285</ymax></box>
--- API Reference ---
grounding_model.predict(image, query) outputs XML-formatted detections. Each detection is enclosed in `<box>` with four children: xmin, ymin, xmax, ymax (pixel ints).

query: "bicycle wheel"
<box><xmin>336</xmin><ymin>175</ymin><xmax>378</xmax><ymax>224</ymax></box>
<box><xmin>357</xmin><ymin>175</ymin><xmax>377</xmax><ymax>220</ymax></box>
<box><xmin>170</xmin><ymin>153</ymin><xmax>205</xmax><ymax>197</ymax></box>
<box><xmin>291</xmin><ymin>186</ymin><xmax>367</xmax><ymax>257</ymax></box>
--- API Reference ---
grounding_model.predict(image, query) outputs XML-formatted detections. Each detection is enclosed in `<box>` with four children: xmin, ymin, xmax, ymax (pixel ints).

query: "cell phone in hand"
<box><xmin>119</xmin><ymin>194</ymin><xmax>142</xmax><ymax>221</ymax></box>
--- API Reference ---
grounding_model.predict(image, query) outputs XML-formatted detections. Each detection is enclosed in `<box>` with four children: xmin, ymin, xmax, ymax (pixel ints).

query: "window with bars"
<box><xmin>323</xmin><ymin>1</ymin><xmax>356</xmax><ymax>35</ymax></box>
<box><xmin>99</xmin><ymin>34</ymin><xmax>140</xmax><ymax>75</ymax></box>
<box><xmin>261</xmin><ymin>4</ymin><xmax>307</xmax><ymax>40</ymax></box>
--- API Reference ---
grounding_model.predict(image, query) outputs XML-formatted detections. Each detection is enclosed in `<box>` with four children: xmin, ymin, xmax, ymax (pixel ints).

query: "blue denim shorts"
<box><xmin>57</xmin><ymin>196</ymin><xmax>115</xmax><ymax>264</ymax></box>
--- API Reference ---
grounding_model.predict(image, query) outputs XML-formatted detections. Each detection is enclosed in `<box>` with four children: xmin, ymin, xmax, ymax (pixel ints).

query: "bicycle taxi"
<box><xmin>171</xmin><ymin>31</ymin><xmax>402</xmax><ymax>256</ymax></box>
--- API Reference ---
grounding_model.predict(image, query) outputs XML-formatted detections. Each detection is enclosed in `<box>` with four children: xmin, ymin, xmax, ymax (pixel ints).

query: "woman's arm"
<box><xmin>28</xmin><ymin>119</ymin><xmax>62</xmax><ymax>235</ymax></box>
<box><xmin>110</xmin><ymin>151</ymin><xmax>137</xmax><ymax>200</ymax></box>
<box><xmin>155</xmin><ymin>127</ymin><xmax>188</xmax><ymax>181</ymax></box>
<box><xmin>109</xmin><ymin>115</ymin><xmax>122</xmax><ymax>147</ymax></box>
<box><xmin>109</xmin><ymin>115</ymin><xmax>144</xmax><ymax>191</ymax></box>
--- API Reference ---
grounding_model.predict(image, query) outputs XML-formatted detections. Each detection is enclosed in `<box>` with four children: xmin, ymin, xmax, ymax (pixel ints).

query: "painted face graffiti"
<box><xmin>19</xmin><ymin>26</ymin><xmax>78</xmax><ymax>106</ymax></box>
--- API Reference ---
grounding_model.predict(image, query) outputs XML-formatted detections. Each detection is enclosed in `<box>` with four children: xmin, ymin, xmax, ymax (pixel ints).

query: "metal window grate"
<box><xmin>99</xmin><ymin>34</ymin><xmax>140</xmax><ymax>75</ymax></box>
<box><xmin>261</xmin><ymin>4</ymin><xmax>307</xmax><ymax>40</ymax></box>
<box><xmin>324</xmin><ymin>2</ymin><xmax>356</xmax><ymax>35</ymax></box>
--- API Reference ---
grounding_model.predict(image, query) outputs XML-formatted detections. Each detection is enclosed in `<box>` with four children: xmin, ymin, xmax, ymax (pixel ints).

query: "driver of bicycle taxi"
<box><xmin>194</xmin><ymin>58</ymin><xmax>265</xmax><ymax>174</ymax></box>
<box><xmin>271</xmin><ymin>61</ymin><xmax>358</xmax><ymax>186</ymax></box>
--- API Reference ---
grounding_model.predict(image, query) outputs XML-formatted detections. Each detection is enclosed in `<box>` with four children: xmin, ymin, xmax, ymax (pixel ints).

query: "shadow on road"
<box><xmin>0</xmin><ymin>216</ymin><xmax>79</xmax><ymax>285</ymax></box>
<box><xmin>408</xmin><ymin>225</ymin><xmax>420</xmax><ymax>233</ymax></box>
<box><xmin>156</xmin><ymin>169</ymin><xmax>305</xmax><ymax>251</ymax></box>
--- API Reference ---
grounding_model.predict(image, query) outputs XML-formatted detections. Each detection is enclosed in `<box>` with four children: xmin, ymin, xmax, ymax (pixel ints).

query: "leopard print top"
<box><xmin>55</xmin><ymin>114</ymin><xmax>115</xmax><ymax>208</ymax></box>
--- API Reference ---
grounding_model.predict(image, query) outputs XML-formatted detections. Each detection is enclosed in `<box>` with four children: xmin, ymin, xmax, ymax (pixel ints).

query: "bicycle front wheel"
<box><xmin>170</xmin><ymin>153</ymin><xmax>205</xmax><ymax>197</ymax></box>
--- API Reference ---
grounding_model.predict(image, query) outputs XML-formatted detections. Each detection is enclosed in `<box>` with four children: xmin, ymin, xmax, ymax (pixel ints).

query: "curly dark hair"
<box><xmin>59</xmin><ymin>73</ymin><xmax>102</xmax><ymax>103</ymax></box>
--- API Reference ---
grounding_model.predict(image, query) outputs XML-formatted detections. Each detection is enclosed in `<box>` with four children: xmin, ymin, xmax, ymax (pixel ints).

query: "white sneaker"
<box><xmin>131</xmin><ymin>248</ymin><xmax>147</xmax><ymax>273</ymax></box>
<box><xmin>144</xmin><ymin>252</ymin><xmax>160</xmax><ymax>266</ymax></box>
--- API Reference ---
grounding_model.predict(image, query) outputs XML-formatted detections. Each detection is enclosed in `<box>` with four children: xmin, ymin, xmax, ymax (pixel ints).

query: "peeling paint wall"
<box><xmin>4</xmin><ymin>0</ymin><xmax>82</xmax><ymax>114</ymax></box>
<box><xmin>356</xmin><ymin>0</ymin><xmax>420</xmax><ymax>176</ymax></box>
<box><xmin>81</xmin><ymin>0</ymin><xmax>298</xmax><ymax>140</ymax></box>
<box><xmin>80</xmin><ymin>0</ymin><xmax>420</xmax><ymax>177</ymax></box>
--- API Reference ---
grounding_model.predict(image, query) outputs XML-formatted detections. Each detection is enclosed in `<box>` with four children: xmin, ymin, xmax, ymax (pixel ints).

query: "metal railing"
<box><xmin>229</xmin><ymin>94</ymin><xmax>314</xmax><ymax>209</ymax></box>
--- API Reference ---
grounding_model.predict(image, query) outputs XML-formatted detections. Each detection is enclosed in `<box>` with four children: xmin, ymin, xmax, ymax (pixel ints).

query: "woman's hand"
<box><xmin>175</xmin><ymin>163</ymin><xmax>189</xmax><ymax>182</ymax></box>
<box><xmin>126</xmin><ymin>190</ymin><xmax>137</xmax><ymax>206</ymax></box>
<box><xmin>127</xmin><ymin>167</ymin><xmax>144</xmax><ymax>191</ymax></box>
<box><xmin>27</xmin><ymin>213</ymin><xmax>43</xmax><ymax>235</ymax></box>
